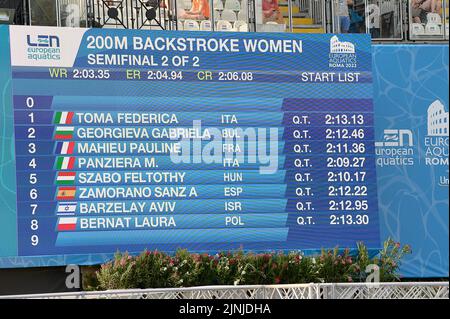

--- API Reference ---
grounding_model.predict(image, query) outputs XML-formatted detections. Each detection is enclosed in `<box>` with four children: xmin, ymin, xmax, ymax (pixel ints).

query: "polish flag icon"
<box><xmin>57</xmin><ymin>217</ymin><xmax>77</xmax><ymax>231</ymax></box>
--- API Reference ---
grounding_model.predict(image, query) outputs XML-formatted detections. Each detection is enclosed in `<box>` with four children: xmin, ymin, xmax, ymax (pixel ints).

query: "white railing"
<box><xmin>0</xmin><ymin>282</ymin><xmax>448</xmax><ymax>299</ymax></box>
<box><xmin>319</xmin><ymin>282</ymin><xmax>450</xmax><ymax>299</ymax></box>
<box><xmin>310</xmin><ymin>0</ymin><xmax>324</xmax><ymax>24</ymax></box>
<box><xmin>295</xmin><ymin>0</ymin><xmax>324</xmax><ymax>25</ymax></box>
<box><xmin>299</xmin><ymin>0</ymin><xmax>310</xmax><ymax>12</ymax></box>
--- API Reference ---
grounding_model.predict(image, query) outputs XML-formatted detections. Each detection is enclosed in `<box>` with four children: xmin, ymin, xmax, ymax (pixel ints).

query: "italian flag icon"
<box><xmin>54</xmin><ymin>111</ymin><xmax>74</xmax><ymax>124</ymax></box>
<box><xmin>56</xmin><ymin>156</ymin><xmax>75</xmax><ymax>170</ymax></box>
<box><xmin>54</xmin><ymin>126</ymin><xmax>74</xmax><ymax>140</ymax></box>
<box><xmin>57</xmin><ymin>217</ymin><xmax>77</xmax><ymax>231</ymax></box>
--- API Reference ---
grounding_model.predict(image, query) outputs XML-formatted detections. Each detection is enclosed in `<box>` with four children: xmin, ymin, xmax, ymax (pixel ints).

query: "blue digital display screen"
<box><xmin>0</xmin><ymin>25</ymin><xmax>380</xmax><ymax>267</ymax></box>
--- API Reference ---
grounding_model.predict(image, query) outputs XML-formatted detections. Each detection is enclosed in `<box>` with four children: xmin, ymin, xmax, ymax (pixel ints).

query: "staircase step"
<box><xmin>292</xmin><ymin>24</ymin><xmax>322</xmax><ymax>28</ymax></box>
<box><xmin>291</xmin><ymin>28</ymin><xmax>324</xmax><ymax>33</ymax></box>
<box><xmin>284</xmin><ymin>17</ymin><xmax>313</xmax><ymax>25</ymax></box>
<box><xmin>279</xmin><ymin>4</ymin><xmax>299</xmax><ymax>14</ymax></box>
<box><xmin>283</xmin><ymin>13</ymin><xmax>308</xmax><ymax>18</ymax></box>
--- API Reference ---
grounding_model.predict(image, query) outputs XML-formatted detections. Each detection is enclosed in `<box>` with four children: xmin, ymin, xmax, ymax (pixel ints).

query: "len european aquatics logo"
<box><xmin>375</xmin><ymin>129</ymin><xmax>414</xmax><ymax>167</ymax></box>
<box><xmin>26</xmin><ymin>34</ymin><xmax>61</xmax><ymax>61</ymax></box>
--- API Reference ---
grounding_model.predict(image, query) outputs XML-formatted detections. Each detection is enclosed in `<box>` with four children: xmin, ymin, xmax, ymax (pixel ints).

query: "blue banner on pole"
<box><xmin>373</xmin><ymin>44</ymin><xmax>449</xmax><ymax>278</ymax></box>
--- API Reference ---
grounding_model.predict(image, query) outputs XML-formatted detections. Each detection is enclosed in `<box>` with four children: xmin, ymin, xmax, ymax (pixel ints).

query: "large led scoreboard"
<box><xmin>0</xmin><ymin>26</ymin><xmax>380</xmax><ymax>267</ymax></box>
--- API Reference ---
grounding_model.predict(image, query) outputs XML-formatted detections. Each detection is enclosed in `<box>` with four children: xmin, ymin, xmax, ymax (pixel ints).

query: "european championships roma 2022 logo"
<box><xmin>328</xmin><ymin>35</ymin><xmax>357</xmax><ymax>68</ymax></box>
<box><xmin>375</xmin><ymin>100</ymin><xmax>449</xmax><ymax>187</ymax></box>
<box><xmin>425</xmin><ymin>100</ymin><xmax>449</xmax><ymax>187</ymax></box>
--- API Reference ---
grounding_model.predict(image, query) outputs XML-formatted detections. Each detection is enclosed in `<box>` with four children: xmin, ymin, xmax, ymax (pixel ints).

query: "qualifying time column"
<box><xmin>283</xmin><ymin>98</ymin><xmax>378</xmax><ymax>246</ymax></box>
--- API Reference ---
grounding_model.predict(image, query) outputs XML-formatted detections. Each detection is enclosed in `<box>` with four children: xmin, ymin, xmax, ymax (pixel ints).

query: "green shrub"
<box><xmin>96</xmin><ymin>252</ymin><xmax>137</xmax><ymax>289</ymax></box>
<box><xmin>374</xmin><ymin>238</ymin><xmax>412</xmax><ymax>282</ymax></box>
<box><xmin>94</xmin><ymin>238</ymin><xmax>411</xmax><ymax>290</ymax></box>
<box><xmin>133</xmin><ymin>250</ymin><xmax>174</xmax><ymax>288</ymax></box>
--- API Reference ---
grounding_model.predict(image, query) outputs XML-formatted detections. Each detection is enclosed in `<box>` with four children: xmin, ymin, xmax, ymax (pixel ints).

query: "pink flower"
<box><xmin>275</xmin><ymin>277</ymin><xmax>281</xmax><ymax>284</ymax></box>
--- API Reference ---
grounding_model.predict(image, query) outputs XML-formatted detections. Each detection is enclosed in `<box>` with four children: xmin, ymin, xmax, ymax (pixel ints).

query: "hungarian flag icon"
<box><xmin>54</xmin><ymin>111</ymin><xmax>74</xmax><ymax>124</ymax></box>
<box><xmin>56</xmin><ymin>172</ymin><xmax>76</xmax><ymax>185</ymax></box>
<box><xmin>54</xmin><ymin>126</ymin><xmax>74</xmax><ymax>140</ymax></box>
<box><xmin>55</xmin><ymin>141</ymin><xmax>75</xmax><ymax>155</ymax></box>
<box><xmin>56</xmin><ymin>186</ymin><xmax>76</xmax><ymax>200</ymax></box>
<box><xmin>57</xmin><ymin>217</ymin><xmax>77</xmax><ymax>231</ymax></box>
<box><xmin>56</xmin><ymin>156</ymin><xmax>75</xmax><ymax>170</ymax></box>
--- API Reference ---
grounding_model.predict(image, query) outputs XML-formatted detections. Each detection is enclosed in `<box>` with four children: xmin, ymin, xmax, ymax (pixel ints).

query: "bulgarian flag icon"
<box><xmin>56</xmin><ymin>172</ymin><xmax>76</xmax><ymax>185</ymax></box>
<box><xmin>56</xmin><ymin>156</ymin><xmax>75</xmax><ymax>170</ymax></box>
<box><xmin>57</xmin><ymin>217</ymin><xmax>77</xmax><ymax>231</ymax></box>
<box><xmin>54</xmin><ymin>111</ymin><xmax>74</xmax><ymax>125</ymax></box>
<box><xmin>56</xmin><ymin>186</ymin><xmax>76</xmax><ymax>200</ymax></box>
<box><xmin>54</xmin><ymin>126</ymin><xmax>74</xmax><ymax>140</ymax></box>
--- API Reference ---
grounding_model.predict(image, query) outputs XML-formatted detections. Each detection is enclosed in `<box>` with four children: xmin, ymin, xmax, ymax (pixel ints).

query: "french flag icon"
<box><xmin>55</xmin><ymin>141</ymin><xmax>75</xmax><ymax>155</ymax></box>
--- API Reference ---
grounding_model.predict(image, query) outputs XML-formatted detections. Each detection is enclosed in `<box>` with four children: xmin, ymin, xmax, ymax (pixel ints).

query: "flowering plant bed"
<box><xmin>84</xmin><ymin>238</ymin><xmax>411</xmax><ymax>290</ymax></box>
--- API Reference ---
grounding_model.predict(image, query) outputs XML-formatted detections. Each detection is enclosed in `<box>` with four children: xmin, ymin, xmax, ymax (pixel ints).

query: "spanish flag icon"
<box><xmin>56</xmin><ymin>186</ymin><xmax>76</xmax><ymax>200</ymax></box>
